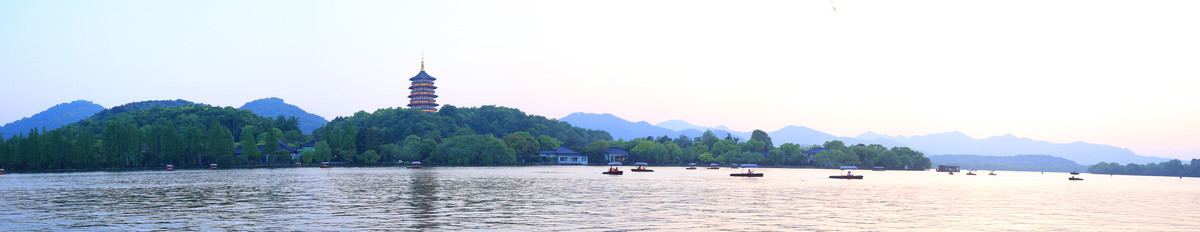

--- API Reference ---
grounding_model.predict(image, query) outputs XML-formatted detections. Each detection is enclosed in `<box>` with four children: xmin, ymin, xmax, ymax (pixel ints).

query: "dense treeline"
<box><xmin>0</xmin><ymin>101</ymin><xmax>932</xmax><ymax>171</ymax></box>
<box><xmin>1088</xmin><ymin>159</ymin><xmax>1200</xmax><ymax>177</ymax></box>
<box><xmin>308</xmin><ymin>105</ymin><xmax>612</xmax><ymax>165</ymax></box>
<box><xmin>0</xmin><ymin>102</ymin><xmax>310</xmax><ymax>171</ymax></box>
<box><xmin>811</xmin><ymin>140</ymin><xmax>932</xmax><ymax>170</ymax></box>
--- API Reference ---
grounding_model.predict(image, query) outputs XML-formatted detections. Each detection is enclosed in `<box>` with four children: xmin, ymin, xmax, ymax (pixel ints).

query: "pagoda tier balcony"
<box><xmin>407</xmin><ymin>103</ymin><xmax>440</xmax><ymax>107</ymax></box>
<box><xmin>408</xmin><ymin>85</ymin><xmax>438</xmax><ymax>89</ymax></box>
<box><xmin>408</xmin><ymin>94</ymin><xmax>438</xmax><ymax>98</ymax></box>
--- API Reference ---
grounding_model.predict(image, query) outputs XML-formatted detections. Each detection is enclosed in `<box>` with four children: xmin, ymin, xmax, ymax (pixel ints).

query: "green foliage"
<box><xmin>432</xmin><ymin>134</ymin><xmax>517</xmax><ymax>165</ymax></box>
<box><xmin>537</xmin><ymin>135</ymin><xmax>562</xmax><ymax>151</ymax></box>
<box><xmin>313</xmin><ymin>141</ymin><xmax>332</xmax><ymax>163</ymax></box>
<box><xmin>361</xmin><ymin>150</ymin><xmax>381</xmax><ymax>164</ymax></box>
<box><xmin>503</xmin><ymin>132</ymin><xmax>540</xmax><ymax>162</ymax></box>
<box><xmin>749</xmin><ymin>129</ymin><xmax>773</xmax><ymax>150</ymax></box>
<box><xmin>378</xmin><ymin>144</ymin><xmax>401</xmax><ymax>163</ymax></box>
<box><xmin>1089</xmin><ymin>159</ymin><xmax>1200</xmax><ymax>177</ymax></box>
<box><xmin>240</xmin><ymin>126</ymin><xmax>260</xmax><ymax>163</ymax></box>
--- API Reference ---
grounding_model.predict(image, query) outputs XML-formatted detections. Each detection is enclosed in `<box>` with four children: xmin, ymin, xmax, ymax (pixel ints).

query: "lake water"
<box><xmin>1</xmin><ymin>166</ymin><xmax>1197</xmax><ymax>231</ymax></box>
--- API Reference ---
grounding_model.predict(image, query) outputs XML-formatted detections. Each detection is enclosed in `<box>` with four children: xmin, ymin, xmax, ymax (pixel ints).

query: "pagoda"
<box><xmin>406</xmin><ymin>58</ymin><xmax>439</xmax><ymax>113</ymax></box>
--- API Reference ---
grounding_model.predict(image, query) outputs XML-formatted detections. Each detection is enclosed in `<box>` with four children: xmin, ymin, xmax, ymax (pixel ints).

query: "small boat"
<box><xmin>948</xmin><ymin>171</ymin><xmax>954</xmax><ymax>175</ymax></box>
<box><xmin>829</xmin><ymin>175</ymin><xmax>864</xmax><ymax>179</ymax></box>
<box><xmin>406</xmin><ymin>161</ymin><xmax>423</xmax><ymax>169</ymax></box>
<box><xmin>0</xmin><ymin>169</ymin><xmax>6</xmax><ymax>174</ymax></box>
<box><xmin>686</xmin><ymin>163</ymin><xmax>697</xmax><ymax>170</ymax></box>
<box><xmin>631</xmin><ymin>162</ymin><xmax>654</xmax><ymax>172</ymax></box>
<box><xmin>872</xmin><ymin>166</ymin><xmax>885</xmax><ymax>171</ymax></box>
<box><xmin>166</xmin><ymin>165</ymin><xmax>174</xmax><ymax>171</ymax></box>
<box><xmin>730</xmin><ymin>163</ymin><xmax>740</xmax><ymax>169</ymax></box>
<box><xmin>1069</xmin><ymin>177</ymin><xmax>1083</xmax><ymax>181</ymax></box>
<box><xmin>1070</xmin><ymin>171</ymin><xmax>1080</xmax><ymax>175</ymax></box>
<box><xmin>988</xmin><ymin>170</ymin><xmax>996</xmax><ymax>175</ymax></box>
<box><xmin>731</xmin><ymin>164</ymin><xmax>763</xmax><ymax>177</ymax></box>
<box><xmin>209</xmin><ymin>164</ymin><xmax>217</xmax><ymax>170</ymax></box>
<box><xmin>603</xmin><ymin>162</ymin><xmax>623</xmax><ymax>175</ymax></box>
<box><xmin>707</xmin><ymin>163</ymin><xmax>720</xmax><ymax>169</ymax></box>
<box><xmin>966</xmin><ymin>171</ymin><xmax>976</xmax><ymax>175</ymax></box>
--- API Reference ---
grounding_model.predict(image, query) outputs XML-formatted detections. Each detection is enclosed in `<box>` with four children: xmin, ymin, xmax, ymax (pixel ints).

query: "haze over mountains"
<box><xmin>1</xmin><ymin>98</ymin><xmax>328</xmax><ymax>136</ymax></box>
<box><xmin>0</xmin><ymin>100</ymin><xmax>105</xmax><ymax>139</ymax></box>
<box><xmin>238</xmin><ymin>97</ymin><xmax>328</xmax><ymax>133</ymax></box>
<box><xmin>559</xmin><ymin>112</ymin><xmax>1168</xmax><ymax>165</ymax></box>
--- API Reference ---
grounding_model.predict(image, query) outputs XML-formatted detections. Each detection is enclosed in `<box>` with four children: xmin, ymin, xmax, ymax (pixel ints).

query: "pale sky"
<box><xmin>1</xmin><ymin>0</ymin><xmax>1198</xmax><ymax>159</ymax></box>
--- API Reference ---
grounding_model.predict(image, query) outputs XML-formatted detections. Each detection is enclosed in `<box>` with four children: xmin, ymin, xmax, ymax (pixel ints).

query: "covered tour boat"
<box><xmin>730</xmin><ymin>164</ymin><xmax>763</xmax><ymax>177</ymax></box>
<box><xmin>1</xmin><ymin>169</ymin><xmax>6</xmax><ymax>174</ymax></box>
<box><xmin>406</xmin><ymin>161</ymin><xmax>423</xmax><ymax>169</ymax></box>
<box><xmin>966</xmin><ymin>170</ymin><xmax>977</xmax><ymax>175</ymax></box>
<box><xmin>603</xmin><ymin>162</ymin><xmax>623</xmax><ymax>175</ymax></box>
<box><xmin>686</xmin><ymin>163</ymin><xmax>697</xmax><ymax>170</ymax></box>
<box><xmin>830</xmin><ymin>171</ymin><xmax>864</xmax><ymax>179</ymax></box>
<box><xmin>1070</xmin><ymin>171</ymin><xmax>1080</xmax><ymax>175</ymax></box>
<box><xmin>631</xmin><ymin>162</ymin><xmax>654</xmax><ymax>172</ymax></box>
<box><xmin>166</xmin><ymin>165</ymin><xmax>174</xmax><ymax>171</ymax></box>
<box><xmin>707</xmin><ymin>163</ymin><xmax>720</xmax><ymax>169</ymax></box>
<box><xmin>209</xmin><ymin>164</ymin><xmax>217</xmax><ymax>170</ymax></box>
<box><xmin>1069</xmin><ymin>176</ymin><xmax>1083</xmax><ymax>181</ymax></box>
<box><xmin>872</xmin><ymin>166</ymin><xmax>885</xmax><ymax>171</ymax></box>
<box><xmin>989</xmin><ymin>170</ymin><xmax>996</xmax><ymax>175</ymax></box>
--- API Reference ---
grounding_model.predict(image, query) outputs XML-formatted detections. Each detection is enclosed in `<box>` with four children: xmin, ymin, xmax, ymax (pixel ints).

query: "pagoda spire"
<box><xmin>420</xmin><ymin>53</ymin><xmax>425</xmax><ymax>71</ymax></box>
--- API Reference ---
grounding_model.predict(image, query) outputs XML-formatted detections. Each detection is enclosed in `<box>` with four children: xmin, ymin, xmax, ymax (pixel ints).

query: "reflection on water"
<box><xmin>1</xmin><ymin>167</ymin><xmax>1198</xmax><ymax>231</ymax></box>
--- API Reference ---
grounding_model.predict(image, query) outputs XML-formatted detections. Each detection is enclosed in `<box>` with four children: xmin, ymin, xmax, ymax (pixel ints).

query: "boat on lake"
<box><xmin>166</xmin><ymin>165</ymin><xmax>174</xmax><ymax>171</ymax></box>
<box><xmin>989</xmin><ymin>170</ymin><xmax>996</xmax><ymax>175</ymax></box>
<box><xmin>1069</xmin><ymin>176</ymin><xmax>1083</xmax><ymax>181</ymax></box>
<box><xmin>936</xmin><ymin>165</ymin><xmax>960</xmax><ymax>172</ymax></box>
<box><xmin>1070</xmin><ymin>171</ymin><xmax>1080</xmax><ymax>175</ymax></box>
<box><xmin>707</xmin><ymin>163</ymin><xmax>720</xmax><ymax>169</ymax></box>
<box><xmin>872</xmin><ymin>166</ymin><xmax>885</xmax><ymax>171</ymax></box>
<box><xmin>209</xmin><ymin>164</ymin><xmax>217</xmax><ymax>170</ymax></box>
<box><xmin>406</xmin><ymin>161</ymin><xmax>423</xmax><ymax>169</ymax></box>
<box><xmin>730</xmin><ymin>163</ymin><xmax>739</xmax><ymax>169</ymax></box>
<box><xmin>830</xmin><ymin>171</ymin><xmax>863</xmax><ymax>179</ymax></box>
<box><xmin>966</xmin><ymin>171</ymin><xmax>977</xmax><ymax>175</ymax></box>
<box><xmin>730</xmin><ymin>164</ymin><xmax>763</xmax><ymax>177</ymax></box>
<box><xmin>0</xmin><ymin>169</ymin><xmax>6</xmax><ymax>174</ymax></box>
<box><xmin>631</xmin><ymin>162</ymin><xmax>654</xmax><ymax>172</ymax></box>
<box><xmin>686</xmin><ymin>163</ymin><xmax>697</xmax><ymax>170</ymax></box>
<box><xmin>603</xmin><ymin>162</ymin><xmax>623</xmax><ymax>175</ymax></box>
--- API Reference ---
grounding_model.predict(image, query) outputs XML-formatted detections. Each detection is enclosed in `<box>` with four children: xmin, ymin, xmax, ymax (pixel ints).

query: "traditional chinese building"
<box><xmin>407</xmin><ymin>58</ymin><xmax>439</xmax><ymax>113</ymax></box>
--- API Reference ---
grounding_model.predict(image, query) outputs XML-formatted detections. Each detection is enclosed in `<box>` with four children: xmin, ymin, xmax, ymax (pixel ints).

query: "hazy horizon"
<box><xmin>2</xmin><ymin>0</ymin><xmax>1198</xmax><ymax>160</ymax></box>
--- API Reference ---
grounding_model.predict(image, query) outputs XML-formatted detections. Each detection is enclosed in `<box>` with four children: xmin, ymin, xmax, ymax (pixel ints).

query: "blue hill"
<box><xmin>1</xmin><ymin>100</ymin><xmax>106</xmax><ymax>138</ymax></box>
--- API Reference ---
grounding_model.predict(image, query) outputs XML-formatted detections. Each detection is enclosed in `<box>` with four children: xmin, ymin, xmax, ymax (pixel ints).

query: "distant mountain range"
<box><xmin>558</xmin><ymin>112</ymin><xmax>1168</xmax><ymax>165</ymax></box>
<box><xmin>929</xmin><ymin>154</ymin><xmax>1085</xmax><ymax>172</ymax></box>
<box><xmin>238</xmin><ymin>97</ymin><xmax>328</xmax><ymax>133</ymax></box>
<box><xmin>1</xmin><ymin>100</ymin><xmax>105</xmax><ymax>139</ymax></box>
<box><xmin>2</xmin><ymin>98</ymin><xmax>329</xmax><ymax>137</ymax></box>
<box><xmin>856</xmin><ymin>131</ymin><xmax>1166</xmax><ymax>165</ymax></box>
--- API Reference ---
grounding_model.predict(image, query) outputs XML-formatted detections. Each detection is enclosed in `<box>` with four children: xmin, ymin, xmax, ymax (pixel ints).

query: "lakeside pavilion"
<box><xmin>407</xmin><ymin>58</ymin><xmax>439</xmax><ymax>113</ymax></box>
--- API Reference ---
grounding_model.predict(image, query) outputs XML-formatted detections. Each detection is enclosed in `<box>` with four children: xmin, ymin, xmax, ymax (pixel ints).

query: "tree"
<box><xmin>262</xmin><ymin>128</ymin><xmax>282</xmax><ymax>162</ymax></box>
<box><xmin>206</xmin><ymin>122</ymin><xmax>235</xmax><ymax>165</ymax></box>
<box><xmin>313</xmin><ymin>141</ymin><xmax>332</xmax><ymax>163</ymax></box>
<box><xmin>711</xmin><ymin>140</ymin><xmax>739</xmax><ymax>156</ymax></box>
<box><xmin>503</xmin><ymin>132</ymin><xmax>540</xmax><ymax>162</ymax></box>
<box><xmin>700</xmin><ymin>130</ymin><xmax>720</xmax><ymax>148</ymax></box>
<box><xmin>823</xmin><ymin>140</ymin><xmax>846</xmax><ymax>151</ymax></box>
<box><xmin>240</xmin><ymin>126</ymin><xmax>260</xmax><ymax>163</ymax></box>
<box><xmin>102</xmin><ymin>119</ymin><xmax>140</xmax><ymax>167</ymax></box>
<box><xmin>582</xmin><ymin>140</ymin><xmax>611</xmax><ymax>164</ymax></box>
<box><xmin>361</xmin><ymin>150</ymin><xmax>381</xmax><ymax>164</ymax></box>
<box><xmin>538</xmin><ymin>135</ymin><xmax>562</xmax><ymax>151</ymax></box>
<box><xmin>378</xmin><ymin>144</ymin><xmax>401</xmax><ymax>163</ymax></box>
<box><xmin>749</xmin><ymin>129</ymin><xmax>773</xmax><ymax>150</ymax></box>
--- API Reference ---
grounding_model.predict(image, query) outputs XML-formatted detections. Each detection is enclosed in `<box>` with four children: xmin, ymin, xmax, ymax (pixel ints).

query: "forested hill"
<box><xmin>0</xmin><ymin>102</ymin><xmax>307</xmax><ymax>171</ymax></box>
<box><xmin>313</xmin><ymin>105</ymin><xmax>612</xmax><ymax>165</ymax></box>
<box><xmin>238</xmin><ymin>97</ymin><xmax>328</xmax><ymax>134</ymax></box>
<box><xmin>86</xmin><ymin>99</ymin><xmax>197</xmax><ymax>122</ymax></box>
<box><xmin>1</xmin><ymin>100</ymin><xmax>105</xmax><ymax>139</ymax></box>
